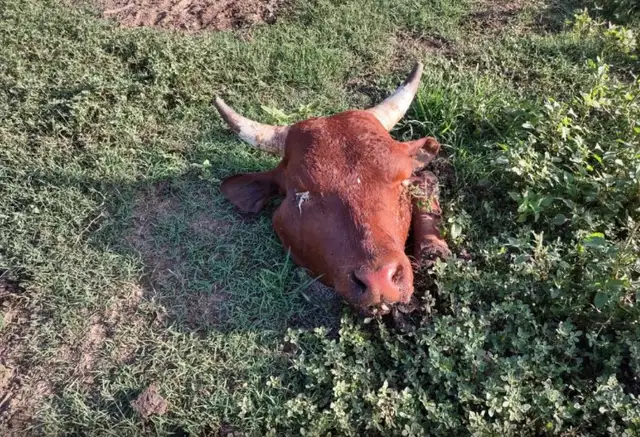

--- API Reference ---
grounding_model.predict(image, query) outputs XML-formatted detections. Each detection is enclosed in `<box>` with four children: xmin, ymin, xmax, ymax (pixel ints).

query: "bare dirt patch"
<box><xmin>53</xmin><ymin>284</ymin><xmax>148</xmax><ymax>387</ymax></box>
<box><xmin>131</xmin><ymin>384</ymin><xmax>168</xmax><ymax>418</ymax></box>
<box><xmin>182</xmin><ymin>286</ymin><xmax>230</xmax><ymax>330</ymax></box>
<box><xmin>345</xmin><ymin>76</ymin><xmax>388</xmax><ymax>111</ymax></box>
<box><xmin>126</xmin><ymin>182</ymin><xmax>186</xmax><ymax>287</ymax></box>
<box><xmin>466</xmin><ymin>0</ymin><xmax>530</xmax><ymax>32</ymax></box>
<box><xmin>395</xmin><ymin>31</ymin><xmax>456</xmax><ymax>60</ymax></box>
<box><xmin>76</xmin><ymin>319</ymin><xmax>108</xmax><ymax>377</ymax></box>
<box><xmin>0</xmin><ymin>273</ymin><xmax>51</xmax><ymax>436</ymax></box>
<box><xmin>126</xmin><ymin>182</ymin><xmax>230</xmax><ymax>287</ymax></box>
<box><xmin>430</xmin><ymin>156</ymin><xmax>457</xmax><ymax>190</ymax></box>
<box><xmin>98</xmin><ymin>0</ymin><xmax>283</xmax><ymax>32</ymax></box>
<box><xmin>218</xmin><ymin>423</ymin><xmax>244</xmax><ymax>437</ymax></box>
<box><xmin>125</xmin><ymin>182</ymin><xmax>232</xmax><ymax>331</ymax></box>
<box><xmin>0</xmin><ymin>275</ymin><xmax>150</xmax><ymax>434</ymax></box>
<box><xmin>73</xmin><ymin>286</ymin><xmax>144</xmax><ymax>380</ymax></box>
<box><xmin>189</xmin><ymin>212</ymin><xmax>232</xmax><ymax>238</ymax></box>
<box><xmin>0</xmin><ymin>376</ymin><xmax>51</xmax><ymax>437</ymax></box>
<box><xmin>107</xmin><ymin>285</ymin><xmax>160</xmax><ymax>365</ymax></box>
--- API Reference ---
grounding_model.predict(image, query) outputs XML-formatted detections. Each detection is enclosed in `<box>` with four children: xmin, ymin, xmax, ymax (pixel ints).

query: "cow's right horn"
<box><xmin>214</xmin><ymin>97</ymin><xmax>289</xmax><ymax>156</ymax></box>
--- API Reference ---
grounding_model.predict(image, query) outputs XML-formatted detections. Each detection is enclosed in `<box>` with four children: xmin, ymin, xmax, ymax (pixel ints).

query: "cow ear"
<box><xmin>403</xmin><ymin>136</ymin><xmax>440</xmax><ymax>166</ymax></box>
<box><xmin>220</xmin><ymin>171</ymin><xmax>280</xmax><ymax>213</ymax></box>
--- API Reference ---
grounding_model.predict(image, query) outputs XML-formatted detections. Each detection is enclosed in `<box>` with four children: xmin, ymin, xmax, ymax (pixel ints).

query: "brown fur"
<box><xmin>221</xmin><ymin>110</ymin><xmax>449</xmax><ymax>311</ymax></box>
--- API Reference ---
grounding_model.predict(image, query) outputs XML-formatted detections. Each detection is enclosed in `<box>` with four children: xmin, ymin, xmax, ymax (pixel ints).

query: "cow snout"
<box><xmin>352</xmin><ymin>254</ymin><xmax>414</xmax><ymax>307</ymax></box>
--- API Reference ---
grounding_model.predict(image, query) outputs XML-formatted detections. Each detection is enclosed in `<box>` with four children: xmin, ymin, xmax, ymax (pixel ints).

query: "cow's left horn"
<box><xmin>366</xmin><ymin>62</ymin><xmax>424</xmax><ymax>131</ymax></box>
<box><xmin>214</xmin><ymin>97</ymin><xmax>289</xmax><ymax>156</ymax></box>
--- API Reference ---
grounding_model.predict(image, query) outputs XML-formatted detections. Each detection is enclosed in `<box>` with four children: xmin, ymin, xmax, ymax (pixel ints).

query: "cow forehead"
<box><xmin>283</xmin><ymin>110</ymin><xmax>408</xmax><ymax>191</ymax></box>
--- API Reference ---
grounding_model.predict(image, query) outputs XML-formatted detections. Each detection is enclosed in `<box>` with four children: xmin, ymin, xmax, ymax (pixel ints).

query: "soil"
<box><xmin>218</xmin><ymin>424</ymin><xmax>244</xmax><ymax>437</ymax></box>
<box><xmin>69</xmin><ymin>284</ymin><xmax>145</xmax><ymax>383</ymax></box>
<box><xmin>189</xmin><ymin>211</ymin><xmax>232</xmax><ymax>238</ymax></box>
<box><xmin>131</xmin><ymin>384</ymin><xmax>168</xmax><ymax>418</ymax></box>
<box><xmin>97</xmin><ymin>0</ymin><xmax>283</xmax><ymax>32</ymax></box>
<box><xmin>76</xmin><ymin>320</ymin><xmax>108</xmax><ymax>377</ymax></box>
<box><xmin>126</xmin><ymin>183</ymin><xmax>184</xmax><ymax>287</ymax></box>
<box><xmin>430</xmin><ymin>156</ymin><xmax>457</xmax><ymax>190</ymax></box>
<box><xmin>466</xmin><ymin>0</ymin><xmax>528</xmax><ymax>32</ymax></box>
<box><xmin>0</xmin><ymin>274</ymin><xmax>51</xmax><ymax>436</ymax></box>
<box><xmin>395</xmin><ymin>31</ymin><xmax>456</xmax><ymax>59</ymax></box>
<box><xmin>0</xmin><ymin>261</ymin><xmax>153</xmax><ymax>435</ymax></box>
<box><xmin>183</xmin><ymin>286</ymin><xmax>230</xmax><ymax>330</ymax></box>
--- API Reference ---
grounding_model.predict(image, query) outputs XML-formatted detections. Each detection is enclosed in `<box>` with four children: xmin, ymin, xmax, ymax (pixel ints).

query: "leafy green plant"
<box><xmin>257</xmin><ymin>11</ymin><xmax>640</xmax><ymax>437</ymax></box>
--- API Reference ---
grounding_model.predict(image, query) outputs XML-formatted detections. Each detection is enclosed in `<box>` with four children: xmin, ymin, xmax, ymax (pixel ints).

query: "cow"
<box><xmin>214</xmin><ymin>62</ymin><xmax>451</xmax><ymax>316</ymax></box>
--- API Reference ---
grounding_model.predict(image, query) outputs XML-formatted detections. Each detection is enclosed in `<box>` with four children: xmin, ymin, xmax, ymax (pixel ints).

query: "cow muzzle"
<box><xmin>350</xmin><ymin>252</ymin><xmax>414</xmax><ymax>312</ymax></box>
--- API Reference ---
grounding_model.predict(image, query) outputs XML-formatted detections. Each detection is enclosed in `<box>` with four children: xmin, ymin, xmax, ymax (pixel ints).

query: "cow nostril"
<box><xmin>351</xmin><ymin>272</ymin><xmax>367</xmax><ymax>294</ymax></box>
<box><xmin>391</xmin><ymin>264</ymin><xmax>404</xmax><ymax>284</ymax></box>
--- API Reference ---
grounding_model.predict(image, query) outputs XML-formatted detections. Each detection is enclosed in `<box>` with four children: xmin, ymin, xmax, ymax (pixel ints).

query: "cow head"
<box><xmin>215</xmin><ymin>63</ymin><xmax>441</xmax><ymax>314</ymax></box>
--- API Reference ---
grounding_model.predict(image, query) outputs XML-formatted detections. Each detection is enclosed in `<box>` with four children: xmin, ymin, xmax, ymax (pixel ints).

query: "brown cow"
<box><xmin>214</xmin><ymin>63</ymin><xmax>451</xmax><ymax>315</ymax></box>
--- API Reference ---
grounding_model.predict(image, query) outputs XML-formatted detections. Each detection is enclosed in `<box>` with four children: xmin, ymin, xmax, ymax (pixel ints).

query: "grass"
<box><xmin>1</xmin><ymin>0</ymin><xmax>639</xmax><ymax>435</ymax></box>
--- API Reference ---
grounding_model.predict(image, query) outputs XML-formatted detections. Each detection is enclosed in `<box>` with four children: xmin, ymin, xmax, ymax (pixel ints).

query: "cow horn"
<box><xmin>214</xmin><ymin>97</ymin><xmax>289</xmax><ymax>156</ymax></box>
<box><xmin>366</xmin><ymin>62</ymin><xmax>424</xmax><ymax>131</ymax></box>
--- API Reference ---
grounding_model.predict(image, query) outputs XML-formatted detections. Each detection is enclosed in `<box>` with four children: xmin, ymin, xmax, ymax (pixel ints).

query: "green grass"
<box><xmin>1</xmin><ymin>0</ymin><xmax>639</xmax><ymax>435</ymax></box>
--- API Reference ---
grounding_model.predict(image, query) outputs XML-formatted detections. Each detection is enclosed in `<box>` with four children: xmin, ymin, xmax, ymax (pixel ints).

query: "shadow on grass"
<box><xmin>42</xmin><ymin>134</ymin><xmax>345</xmax><ymax>338</ymax></box>
<box><xmin>535</xmin><ymin>0</ymin><xmax>639</xmax><ymax>31</ymax></box>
